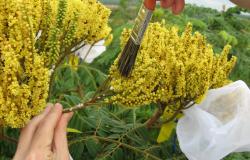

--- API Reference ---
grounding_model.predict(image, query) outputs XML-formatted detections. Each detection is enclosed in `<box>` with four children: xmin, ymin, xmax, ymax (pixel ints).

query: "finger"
<box><xmin>13</xmin><ymin>104</ymin><xmax>53</xmax><ymax>159</ymax></box>
<box><xmin>161</xmin><ymin>0</ymin><xmax>174</xmax><ymax>8</ymax></box>
<box><xmin>31</xmin><ymin>103</ymin><xmax>63</xmax><ymax>149</ymax></box>
<box><xmin>172</xmin><ymin>0</ymin><xmax>185</xmax><ymax>15</ymax></box>
<box><xmin>53</xmin><ymin>112</ymin><xmax>74</xmax><ymax>159</ymax></box>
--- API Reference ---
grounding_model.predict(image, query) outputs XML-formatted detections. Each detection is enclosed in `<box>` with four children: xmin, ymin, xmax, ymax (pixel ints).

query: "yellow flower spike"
<box><xmin>0</xmin><ymin>0</ymin><xmax>111</xmax><ymax>128</ymax></box>
<box><xmin>109</xmin><ymin>22</ymin><xmax>236</xmax><ymax>143</ymax></box>
<box><xmin>104</xmin><ymin>34</ymin><xmax>113</xmax><ymax>46</ymax></box>
<box><xmin>109</xmin><ymin>22</ymin><xmax>237</xmax><ymax>108</ymax></box>
<box><xmin>210</xmin><ymin>45</ymin><xmax>237</xmax><ymax>89</ymax></box>
<box><xmin>40</xmin><ymin>0</ymin><xmax>111</xmax><ymax>66</ymax></box>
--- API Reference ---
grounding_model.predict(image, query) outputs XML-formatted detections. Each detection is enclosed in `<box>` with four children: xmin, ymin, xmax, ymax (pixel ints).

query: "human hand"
<box><xmin>230</xmin><ymin>0</ymin><xmax>250</xmax><ymax>9</ymax></box>
<box><xmin>13</xmin><ymin>103</ymin><xmax>73</xmax><ymax>160</ymax></box>
<box><xmin>144</xmin><ymin>0</ymin><xmax>185</xmax><ymax>14</ymax></box>
<box><xmin>160</xmin><ymin>0</ymin><xmax>185</xmax><ymax>14</ymax></box>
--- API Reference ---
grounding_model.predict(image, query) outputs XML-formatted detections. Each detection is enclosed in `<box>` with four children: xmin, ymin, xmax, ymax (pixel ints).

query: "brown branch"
<box><xmin>146</xmin><ymin>100</ymin><xmax>196</xmax><ymax>127</ymax></box>
<box><xmin>62</xmin><ymin>93</ymin><xmax>99</xmax><ymax>113</ymax></box>
<box><xmin>63</xmin><ymin>102</ymin><xmax>92</xmax><ymax>113</ymax></box>
<box><xmin>48</xmin><ymin>48</ymin><xmax>72</xmax><ymax>99</ymax></box>
<box><xmin>146</xmin><ymin>109</ymin><xmax>162</xmax><ymax>129</ymax></box>
<box><xmin>71</xmin><ymin>42</ymin><xmax>86</xmax><ymax>53</ymax></box>
<box><xmin>63</xmin><ymin>78</ymin><xmax>111</xmax><ymax>113</ymax></box>
<box><xmin>47</xmin><ymin>36</ymin><xmax>88</xmax><ymax>100</ymax></box>
<box><xmin>146</xmin><ymin>102</ymin><xmax>166</xmax><ymax>129</ymax></box>
<box><xmin>48</xmin><ymin>38</ymin><xmax>104</xmax><ymax>100</ymax></box>
<box><xmin>0</xmin><ymin>128</ymin><xmax>18</xmax><ymax>144</ymax></box>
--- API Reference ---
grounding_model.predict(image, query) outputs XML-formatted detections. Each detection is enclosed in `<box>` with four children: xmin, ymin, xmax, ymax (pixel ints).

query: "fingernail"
<box><xmin>43</xmin><ymin>105</ymin><xmax>52</xmax><ymax>114</ymax></box>
<box><xmin>54</xmin><ymin>103</ymin><xmax>63</xmax><ymax>111</ymax></box>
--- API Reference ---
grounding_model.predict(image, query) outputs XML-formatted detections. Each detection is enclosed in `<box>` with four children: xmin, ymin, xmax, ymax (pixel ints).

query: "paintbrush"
<box><xmin>118</xmin><ymin>0</ymin><xmax>157</xmax><ymax>77</ymax></box>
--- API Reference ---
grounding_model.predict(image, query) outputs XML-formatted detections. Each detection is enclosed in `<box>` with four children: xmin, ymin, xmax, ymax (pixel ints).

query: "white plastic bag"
<box><xmin>177</xmin><ymin>80</ymin><xmax>250</xmax><ymax>160</ymax></box>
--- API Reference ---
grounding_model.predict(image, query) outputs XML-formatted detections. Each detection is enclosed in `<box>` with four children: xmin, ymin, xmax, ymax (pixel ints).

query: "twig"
<box><xmin>146</xmin><ymin>100</ymin><xmax>196</xmax><ymax>127</ymax></box>
<box><xmin>48</xmin><ymin>37</ymin><xmax>88</xmax><ymax>100</ymax></box>
<box><xmin>146</xmin><ymin>102</ymin><xmax>166</xmax><ymax>128</ymax></box>
<box><xmin>62</xmin><ymin>78</ymin><xmax>111</xmax><ymax>113</ymax></box>
<box><xmin>48</xmin><ymin>48</ymin><xmax>72</xmax><ymax>99</ymax></box>
<box><xmin>71</xmin><ymin>42</ymin><xmax>86</xmax><ymax>53</ymax></box>
<box><xmin>83</xmin><ymin>45</ymin><xmax>94</xmax><ymax>62</ymax></box>
<box><xmin>93</xmin><ymin>136</ymin><xmax>161</xmax><ymax>160</ymax></box>
<box><xmin>0</xmin><ymin>128</ymin><xmax>18</xmax><ymax>144</ymax></box>
<box><xmin>102</xmin><ymin>143</ymin><xmax>122</xmax><ymax>159</ymax></box>
<box><xmin>117</xmin><ymin>123</ymin><xmax>146</xmax><ymax>143</ymax></box>
<box><xmin>146</xmin><ymin>108</ymin><xmax>162</xmax><ymax>129</ymax></box>
<box><xmin>69</xmin><ymin>135</ymin><xmax>161</xmax><ymax>160</ymax></box>
<box><xmin>63</xmin><ymin>102</ymin><xmax>91</xmax><ymax>113</ymax></box>
<box><xmin>62</xmin><ymin>95</ymin><xmax>103</xmax><ymax>113</ymax></box>
<box><xmin>48</xmin><ymin>38</ymin><xmax>104</xmax><ymax>100</ymax></box>
<box><xmin>183</xmin><ymin>101</ymin><xmax>195</xmax><ymax>109</ymax></box>
<box><xmin>0</xmin><ymin>135</ymin><xmax>18</xmax><ymax>144</ymax></box>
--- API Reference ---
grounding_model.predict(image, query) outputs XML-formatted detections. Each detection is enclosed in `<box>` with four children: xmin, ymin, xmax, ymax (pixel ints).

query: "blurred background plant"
<box><xmin>1</xmin><ymin>0</ymin><xmax>250</xmax><ymax>160</ymax></box>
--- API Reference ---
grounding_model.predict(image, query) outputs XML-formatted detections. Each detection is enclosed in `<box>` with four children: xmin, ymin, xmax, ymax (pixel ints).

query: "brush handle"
<box><xmin>131</xmin><ymin>3</ymin><xmax>153</xmax><ymax>45</ymax></box>
<box><xmin>144</xmin><ymin>0</ymin><xmax>157</xmax><ymax>10</ymax></box>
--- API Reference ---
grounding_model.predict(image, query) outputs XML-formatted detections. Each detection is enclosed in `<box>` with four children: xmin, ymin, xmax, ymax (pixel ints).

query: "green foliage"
<box><xmin>0</xmin><ymin>128</ymin><xmax>19</xmax><ymax>159</ymax></box>
<box><xmin>224</xmin><ymin>152</ymin><xmax>250</xmax><ymax>160</ymax></box>
<box><xmin>219</xmin><ymin>30</ymin><xmax>238</xmax><ymax>46</ymax></box>
<box><xmin>223</xmin><ymin>6</ymin><xmax>242</xmax><ymax>18</ymax></box>
<box><xmin>68</xmin><ymin>105</ymin><xmax>184</xmax><ymax>160</ymax></box>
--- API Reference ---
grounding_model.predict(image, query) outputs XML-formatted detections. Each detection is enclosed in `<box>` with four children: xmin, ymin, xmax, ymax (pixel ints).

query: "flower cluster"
<box><xmin>109</xmin><ymin>22</ymin><xmax>237</xmax><ymax>108</ymax></box>
<box><xmin>0</xmin><ymin>0</ymin><xmax>49</xmax><ymax>128</ymax></box>
<box><xmin>0</xmin><ymin>0</ymin><xmax>111</xmax><ymax>128</ymax></box>
<box><xmin>41</xmin><ymin>0</ymin><xmax>112</xmax><ymax>66</ymax></box>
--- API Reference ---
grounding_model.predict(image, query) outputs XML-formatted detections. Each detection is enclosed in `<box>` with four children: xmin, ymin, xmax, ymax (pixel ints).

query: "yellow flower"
<box><xmin>109</xmin><ymin>22</ymin><xmax>236</xmax><ymax>143</ymax></box>
<box><xmin>109</xmin><ymin>22</ymin><xmax>236</xmax><ymax>107</ymax></box>
<box><xmin>0</xmin><ymin>0</ymin><xmax>111</xmax><ymax>128</ymax></box>
<box><xmin>104</xmin><ymin>34</ymin><xmax>113</xmax><ymax>46</ymax></box>
<box><xmin>43</xmin><ymin>0</ymin><xmax>111</xmax><ymax>66</ymax></box>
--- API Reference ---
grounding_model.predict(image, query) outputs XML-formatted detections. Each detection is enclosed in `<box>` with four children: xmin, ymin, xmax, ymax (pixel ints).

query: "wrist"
<box><xmin>230</xmin><ymin>0</ymin><xmax>250</xmax><ymax>9</ymax></box>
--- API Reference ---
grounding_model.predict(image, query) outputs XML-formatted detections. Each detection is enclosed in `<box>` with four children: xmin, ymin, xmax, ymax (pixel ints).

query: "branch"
<box><xmin>146</xmin><ymin>110</ymin><xmax>162</xmax><ymax>129</ymax></box>
<box><xmin>63</xmin><ymin>101</ymin><xmax>101</xmax><ymax>113</ymax></box>
<box><xmin>69</xmin><ymin>135</ymin><xmax>161</xmax><ymax>160</ymax></box>
<box><xmin>146</xmin><ymin>102</ymin><xmax>166</xmax><ymax>128</ymax></box>
<box><xmin>48</xmin><ymin>38</ymin><xmax>104</xmax><ymax>100</ymax></box>
<box><xmin>163</xmin><ymin>101</ymin><xmax>195</xmax><ymax>124</ymax></box>
<box><xmin>62</xmin><ymin>78</ymin><xmax>111</xmax><ymax>113</ymax></box>
<box><xmin>146</xmin><ymin>100</ymin><xmax>196</xmax><ymax>127</ymax></box>
<box><xmin>0</xmin><ymin>135</ymin><xmax>18</xmax><ymax>144</ymax></box>
<box><xmin>48</xmin><ymin>47</ymin><xmax>73</xmax><ymax>100</ymax></box>
<box><xmin>0</xmin><ymin>128</ymin><xmax>18</xmax><ymax>144</ymax></box>
<box><xmin>93</xmin><ymin>136</ymin><xmax>161</xmax><ymax>160</ymax></box>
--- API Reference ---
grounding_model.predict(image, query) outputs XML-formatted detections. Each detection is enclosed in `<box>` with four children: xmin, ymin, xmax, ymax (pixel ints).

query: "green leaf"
<box><xmin>67</xmin><ymin>128</ymin><xmax>82</xmax><ymax>134</ymax></box>
<box><xmin>86</xmin><ymin>138</ymin><xmax>101</xmax><ymax>157</ymax></box>
<box><xmin>113</xmin><ymin>148</ymin><xmax>124</xmax><ymax>160</ymax></box>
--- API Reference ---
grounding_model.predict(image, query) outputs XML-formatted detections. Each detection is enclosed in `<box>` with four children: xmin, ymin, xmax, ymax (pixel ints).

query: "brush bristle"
<box><xmin>118</xmin><ymin>37</ymin><xmax>140</xmax><ymax>77</ymax></box>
